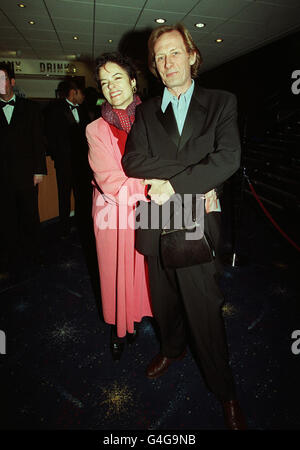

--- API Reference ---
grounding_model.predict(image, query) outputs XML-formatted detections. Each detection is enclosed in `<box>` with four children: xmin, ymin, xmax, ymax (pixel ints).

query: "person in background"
<box><xmin>122</xmin><ymin>24</ymin><xmax>246</xmax><ymax>429</ymax></box>
<box><xmin>0</xmin><ymin>62</ymin><xmax>47</xmax><ymax>281</ymax></box>
<box><xmin>45</xmin><ymin>79</ymin><xmax>91</xmax><ymax>239</ymax></box>
<box><xmin>86</xmin><ymin>53</ymin><xmax>152</xmax><ymax>360</ymax></box>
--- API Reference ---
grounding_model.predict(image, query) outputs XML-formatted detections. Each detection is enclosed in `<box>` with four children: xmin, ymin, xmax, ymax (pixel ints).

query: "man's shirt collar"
<box><xmin>66</xmin><ymin>98</ymin><xmax>79</xmax><ymax>107</ymax></box>
<box><xmin>161</xmin><ymin>80</ymin><xmax>194</xmax><ymax>113</ymax></box>
<box><xmin>0</xmin><ymin>93</ymin><xmax>16</xmax><ymax>104</ymax></box>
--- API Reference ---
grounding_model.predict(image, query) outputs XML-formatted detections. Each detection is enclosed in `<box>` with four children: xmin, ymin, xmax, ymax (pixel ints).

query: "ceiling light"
<box><xmin>28</xmin><ymin>20</ymin><xmax>35</xmax><ymax>25</ymax></box>
<box><xmin>155</xmin><ymin>18</ymin><xmax>166</xmax><ymax>24</ymax></box>
<box><xmin>108</xmin><ymin>39</ymin><xmax>113</xmax><ymax>43</ymax></box>
<box><xmin>73</xmin><ymin>36</ymin><xmax>79</xmax><ymax>40</ymax></box>
<box><xmin>18</xmin><ymin>3</ymin><xmax>26</xmax><ymax>7</ymax></box>
<box><xmin>195</xmin><ymin>23</ymin><xmax>205</xmax><ymax>28</ymax></box>
<box><xmin>216</xmin><ymin>38</ymin><xmax>223</xmax><ymax>43</ymax></box>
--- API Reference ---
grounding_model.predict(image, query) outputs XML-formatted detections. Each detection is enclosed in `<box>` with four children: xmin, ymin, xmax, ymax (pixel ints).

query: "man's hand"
<box><xmin>142</xmin><ymin>179</ymin><xmax>175</xmax><ymax>205</ymax></box>
<box><xmin>33</xmin><ymin>175</ymin><xmax>44</xmax><ymax>186</ymax></box>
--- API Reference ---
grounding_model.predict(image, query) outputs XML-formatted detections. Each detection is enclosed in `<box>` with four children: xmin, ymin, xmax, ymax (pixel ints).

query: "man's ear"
<box><xmin>189</xmin><ymin>51</ymin><xmax>196</xmax><ymax>66</ymax></box>
<box><xmin>11</xmin><ymin>78</ymin><xmax>16</xmax><ymax>88</ymax></box>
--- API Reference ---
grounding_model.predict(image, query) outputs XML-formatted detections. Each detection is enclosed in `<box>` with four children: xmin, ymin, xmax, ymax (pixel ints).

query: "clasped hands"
<box><xmin>141</xmin><ymin>178</ymin><xmax>175</xmax><ymax>206</ymax></box>
<box><xmin>33</xmin><ymin>175</ymin><xmax>44</xmax><ymax>186</ymax></box>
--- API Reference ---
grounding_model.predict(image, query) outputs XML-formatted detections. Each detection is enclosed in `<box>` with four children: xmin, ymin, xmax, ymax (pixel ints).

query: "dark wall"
<box><xmin>198</xmin><ymin>30</ymin><xmax>300</xmax><ymax>129</ymax></box>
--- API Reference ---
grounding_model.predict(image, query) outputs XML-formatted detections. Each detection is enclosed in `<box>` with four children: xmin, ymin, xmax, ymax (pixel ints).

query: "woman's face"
<box><xmin>99</xmin><ymin>62</ymin><xmax>136</xmax><ymax>109</ymax></box>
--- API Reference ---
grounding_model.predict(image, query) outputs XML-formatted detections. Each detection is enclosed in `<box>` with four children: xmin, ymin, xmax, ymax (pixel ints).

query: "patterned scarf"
<box><xmin>101</xmin><ymin>94</ymin><xmax>142</xmax><ymax>134</ymax></box>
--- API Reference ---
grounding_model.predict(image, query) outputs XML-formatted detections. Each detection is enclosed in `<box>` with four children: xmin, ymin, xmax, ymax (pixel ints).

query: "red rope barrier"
<box><xmin>246</xmin><ymin>177</ymin><xmax>300</xmax><ymax>252</ymax></box>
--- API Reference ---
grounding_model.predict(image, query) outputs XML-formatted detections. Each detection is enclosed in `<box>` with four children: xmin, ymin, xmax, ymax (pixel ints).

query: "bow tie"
<box><xmin>0</xmin><ymin>99</ymin><xmax>15</xmax><ymax>108</ymax></box>
<box><xmin>70</xmin><ymin>104</ymin><xmax>79</xmax><ymax>111</ymax></box>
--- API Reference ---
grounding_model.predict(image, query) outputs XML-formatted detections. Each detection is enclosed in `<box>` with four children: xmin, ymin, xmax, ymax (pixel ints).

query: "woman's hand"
<box><xmin>142</xmin><ymin>179</ymin><xmax>175</xmax><ymax>205</ymax></box>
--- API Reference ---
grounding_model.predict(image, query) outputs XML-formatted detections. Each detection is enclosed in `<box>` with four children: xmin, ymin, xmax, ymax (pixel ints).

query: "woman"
<box><xmin>86</xmin><ymin>53</ymin><xmax>152</xmax><ymax>360</ymax></box>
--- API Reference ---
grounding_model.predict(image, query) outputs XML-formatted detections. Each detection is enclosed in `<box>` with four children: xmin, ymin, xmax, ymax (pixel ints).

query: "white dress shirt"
<box><xmin>0</xmin><ymin>94</ymin><xmax>16</xmax><ymax>124</ymax></box>
<box><xmin>66</xmin><ymin>98</ymin><xmax>80</xmax><ymax>123</ymax></box>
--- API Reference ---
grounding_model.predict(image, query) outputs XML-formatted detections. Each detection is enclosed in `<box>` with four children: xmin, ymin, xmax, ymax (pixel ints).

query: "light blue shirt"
<box><xmin>0</xmin><ymin>94</ymin><xmax>16</xmax><ymax>124</ymax></box>
<box><xmin>161</xmin><ymin>80</ymin><xmax>194</xmax><ymax>135</ymax></box>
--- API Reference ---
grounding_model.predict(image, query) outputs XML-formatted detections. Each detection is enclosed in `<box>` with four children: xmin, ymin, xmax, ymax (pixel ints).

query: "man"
<box><xmin>122</xmin><ymin>24</ymin><xmax>245</xmax><ymax>429</ymax></box>
<box><xmin>45</xmin><ymin>79</ymin><xmax>92</xmax><ymax>238</ymax></box>
<box><xmin>0</xmin><ymin>62</ymin><xmax>47</xmax><ymax>279</ymax></box>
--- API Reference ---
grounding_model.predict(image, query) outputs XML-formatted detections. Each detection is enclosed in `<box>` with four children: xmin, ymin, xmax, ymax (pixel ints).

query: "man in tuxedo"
<box><xmin>45</xmin><ymin>79</ymin><xmax>92</xmax><ymax>238</ymax></box>
<box><xmin>122</xmin><ymin>24</ymin><xmax>246</xmax><ymax>429</ymax></box>
<box><xmin>0</xmin><ymin>62</ymin><xmax>47</xmax><ymax>279</ymax></box>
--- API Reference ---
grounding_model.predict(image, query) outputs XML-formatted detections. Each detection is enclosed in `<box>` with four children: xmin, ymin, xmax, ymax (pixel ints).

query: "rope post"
<box><xmin>245</xmin><ymin>173</ymin><xmax>300</xmax><ymax>252</ymax></box>
<box><xmin>230</xmin><ymin>166</ymin><xmax>248</xmax><ymax>268</ymax></box>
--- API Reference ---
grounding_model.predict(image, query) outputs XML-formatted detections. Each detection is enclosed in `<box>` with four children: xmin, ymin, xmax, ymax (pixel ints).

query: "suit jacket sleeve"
<box><xmin>122</xmin><ymin>94</ymin><xmax>241</xmax><ymax>194</ymax></box>
<box><xmin>86</xmin><ymin>120</ymin><xmax>148</xmax><ymax>205</ymax></box>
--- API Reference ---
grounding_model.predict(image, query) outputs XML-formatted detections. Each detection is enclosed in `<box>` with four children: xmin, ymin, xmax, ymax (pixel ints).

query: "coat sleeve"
<box><xmin>86</xmin><ymin>121</ymin><xmax>147</xmax><ymax>205</ymax></box>
<box><xmin>122</xmin><ymin>106</ymin><xmax>188</xmax><ymax>179</ymax></box>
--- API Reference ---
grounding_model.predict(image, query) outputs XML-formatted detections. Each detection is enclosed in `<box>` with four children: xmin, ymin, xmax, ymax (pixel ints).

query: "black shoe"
<box><xmin>110</xmin><ymin>340</ymin><xmax>125</xmax><ymax>361</ymax></box>
<box><xmin>110</xmin><ymin>326</ymin><xmax>125</xmax><ymax>361</ymax></box>
<box><xmin>127</xmin><ymin>327</ymin><xmax>139</xmax><ymax>345</ymax></box>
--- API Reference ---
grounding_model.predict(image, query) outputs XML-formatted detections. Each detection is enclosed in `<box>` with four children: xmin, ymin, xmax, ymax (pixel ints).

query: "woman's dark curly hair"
<box><xmin>95</xmin><ymin>52</ymin><xmax>137</xmax><ymax>90</ymax></box>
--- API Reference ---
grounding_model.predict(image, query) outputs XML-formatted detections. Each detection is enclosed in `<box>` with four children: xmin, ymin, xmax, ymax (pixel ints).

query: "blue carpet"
<box><xmin>0</xmin><ymin>202</ymin><xmax>299</xmax><ymax>430</ymax></box>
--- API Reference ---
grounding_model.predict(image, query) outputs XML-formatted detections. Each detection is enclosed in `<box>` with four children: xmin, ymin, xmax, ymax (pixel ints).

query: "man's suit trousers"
<box><xmin>1</xmin><ymin>185</ymin><xmax>40</xmax><ymax>270</ymax></box>
<box><xmin>147</xmin><ymin>251</ymin><xmax>236</xmax><ymax>402</ymax></box>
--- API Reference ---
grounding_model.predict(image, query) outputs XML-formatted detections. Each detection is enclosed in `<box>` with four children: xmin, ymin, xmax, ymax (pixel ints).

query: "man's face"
<box><xmin>74</xmin><ymin>89</ymin><xmax>84</xmax><ymax>105</ymax></box>
<box><xmin>154</xmin><ymin>30</ymin><xmax>196</xmax><ymax>96</ymax></box>
<box><xmin>0</xmin><ymin>71</ymin><xmax>15</xmax><ymax>99</ymax></box>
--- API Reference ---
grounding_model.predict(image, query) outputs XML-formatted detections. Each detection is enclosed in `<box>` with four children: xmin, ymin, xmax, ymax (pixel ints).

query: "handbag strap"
<box><xmin>192</xmin><ymin>194</ymin><xmax>196</xmax><ymax>222</ymax></box>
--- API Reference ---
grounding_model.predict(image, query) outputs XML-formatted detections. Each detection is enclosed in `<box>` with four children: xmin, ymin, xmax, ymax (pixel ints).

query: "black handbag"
<box><xmin>160</xmin><ymin>198</ymin><xmax>215</xmax><ymax>268</ymax></box>
<box><xmin>160</xmin><ymin>226</ymin><xmax>215</xmax><ymax>269</ymax></box>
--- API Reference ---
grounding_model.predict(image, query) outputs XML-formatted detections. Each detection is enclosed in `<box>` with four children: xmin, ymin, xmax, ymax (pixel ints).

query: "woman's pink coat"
<box><xmin>86</xmin><ymin>118</ymin><xmax>153</xmax><ymax>337</ymax></box>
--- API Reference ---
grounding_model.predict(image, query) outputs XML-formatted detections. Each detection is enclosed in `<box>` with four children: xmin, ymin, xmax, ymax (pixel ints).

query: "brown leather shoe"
<box><xmin>222</xmin><ymin>400</ymin><xmax>247</xmax><ymax>430</ymax></box>
<box><xmin>146</xmin><ymin>351</ymin><xmax>186</xmax><ymax>379</ymax></box>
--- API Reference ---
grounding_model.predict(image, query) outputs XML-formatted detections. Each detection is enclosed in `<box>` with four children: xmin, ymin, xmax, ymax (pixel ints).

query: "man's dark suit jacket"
<box><xmin>0</xmin><ymin>96</ymin><xmax>47</xmax><ymax>190</ymax></box>
<box><xmin>44</xmin><ymin>99</ymin><xmax>90</xmax><ymax>175</ymax></box>
<box><xmin>122</xmin><ymin>84</ymin><xmax>241</xmax><ymax>256</ymax></box>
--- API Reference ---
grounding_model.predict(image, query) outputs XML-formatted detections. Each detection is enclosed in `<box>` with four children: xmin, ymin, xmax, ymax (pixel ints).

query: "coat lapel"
<box><xmin>0</xmin><ymin>108</ymin><xmax>8</xmax><ymax>128</ymax></box>
<box><xmin>156</xmin><ymin>102</ymin><xmax>180</xmax><ymax>149</ymax></box>
<box><xmin>178</xmin><ymin>86</ymin><xmax>208</xmax><ymax>151</ymax></box>
<box><xmin>9</xmin><ymin>96</ymin><xmax>25</xmax><ymax>128</ymax></box>
<box><xmin>62</xmin><ymin>100</ymin><xmax>77</xmax><ymax>125</ymax></box>
<box><xmin>155</xmin><ymin>84</ymin><xmax>208</xmax><ymax>153</ymax></box>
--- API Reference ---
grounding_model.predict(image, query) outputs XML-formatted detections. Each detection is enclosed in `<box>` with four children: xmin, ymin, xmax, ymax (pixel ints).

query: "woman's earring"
<box><xmin>132</xmin><ymin>86</ymin><xmax>137</xmax><ymax>93</ymax></box>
